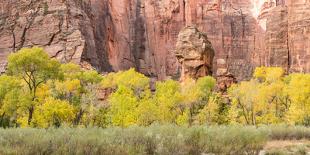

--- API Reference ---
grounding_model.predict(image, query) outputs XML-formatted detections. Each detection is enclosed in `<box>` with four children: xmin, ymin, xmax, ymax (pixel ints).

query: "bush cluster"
<box><xmin>0</xmin><ymin>125</ymin><xmax>269</xmax><ymax>155</ymax></box>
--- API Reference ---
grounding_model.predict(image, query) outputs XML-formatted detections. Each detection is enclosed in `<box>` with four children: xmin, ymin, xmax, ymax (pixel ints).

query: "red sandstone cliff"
<box><xmin>0</xmin><ymin>0</ymin><xmax>112</xmax><ymax>72</ymax></box>
<box><xmin>0</xmin><ymin>0</ymin><xmax>309</xmax><ymax>80</ymax></box>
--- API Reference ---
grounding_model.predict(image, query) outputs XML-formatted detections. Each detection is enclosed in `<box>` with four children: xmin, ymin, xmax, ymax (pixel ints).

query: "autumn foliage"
<box><xmin>0</xmin><ymin>47</ymin><xmax>309</xmax><ymax>128</ymax></box>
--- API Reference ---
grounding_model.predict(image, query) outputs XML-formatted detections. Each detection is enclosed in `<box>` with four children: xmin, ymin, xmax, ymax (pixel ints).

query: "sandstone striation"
<box><xmin>264</xmin><ymin>6</ymin><xmax>289</xmax><ymax>71</ymax></box>
<box><xmin>175</xmin><ymin>26</ymin><xmax>214</xmax><ymax>81</ymax></box>
<box><xmin>0</xmin><ymin>0</ymin><xmax>111</xmax><ymax>72</ymax></box>
<box><xmin>0</xmin><ymin>0</ymin><xmax>309</xmax><ymax>81</ymax></box>
<box><xmin>260</xmin><ymin>0</ymin><xmax>310</xmax><ymax>74</ymax></box>
<box><xmin>287</xmin><ymin>0</ymin><xmax>310</xmax><ymax>73</ymax></box>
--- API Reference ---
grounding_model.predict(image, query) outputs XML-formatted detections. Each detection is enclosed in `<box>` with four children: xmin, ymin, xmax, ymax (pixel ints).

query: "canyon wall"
<box><xmin>0</xmin><ymin>0</ymin><xmax>112</xmax><ymax>72</ymax></box>
<box><xmin>287</xmin><ymin>0</ymin><xmax>310</xmax><ymax>73</ymax></box>
<box><xmin>0</xmin><ymin>0</ymin><xmax>309</xmax><ymax>80</ymax></box>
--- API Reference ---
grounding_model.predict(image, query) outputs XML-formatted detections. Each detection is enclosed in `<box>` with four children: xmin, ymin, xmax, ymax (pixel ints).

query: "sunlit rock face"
<box><xmin>0</xmin><ymin>0</ymin><xmax>309</xmax><ymax>80</ymax></box>
<box><xmin>90</xmin><ymin>0</ymin><xmax>273</xmax><ymax>80</ymax></box>
<box><xmin>95</xmin><ymin>0</ymin><xmax>309</xmax><ymax>81</ymax></box>
<box><xmin>259</xmin><ymin>0</ymin><xmax>310</xmax><ymax>73</ymax></box>
<box><xmin>287</xmin><ymin>0</ymin><xmax>310</xmax><ymax>73</ymax></box>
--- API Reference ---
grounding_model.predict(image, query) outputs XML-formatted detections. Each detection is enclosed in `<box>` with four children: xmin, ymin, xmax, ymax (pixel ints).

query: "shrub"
<box><xmin>0</xmin><ymin>125</ymin><xmax>269</xmax><ymax>155</ymax></box>
<box><xmin>261</xmin><ymin>125</ymin><xmax>310</xmax><ymax>140</ymax></box>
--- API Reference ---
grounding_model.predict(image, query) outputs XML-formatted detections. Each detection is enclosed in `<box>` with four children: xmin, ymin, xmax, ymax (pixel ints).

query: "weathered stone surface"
<box><xmin>259</xmin><ymin>0</ymin><xmax>310</xmax><ymax>74</ymax></box>
<box><xmin>265</xmin><ymin>6</ymin><xmax>289</xmax><ymax>71</ymax></box>
<box><xmin>0</xmin><ymin>0</ymin><xmax>109</xmax><ymax>72</ymax></box>
<box><xmin>0</xmin><ymin>0</ymin><xmax>309</xmax><ymax>81</ymax></box>
<box><xmin>287</xmin><ymin>0</ymin><xmax>310</xmax><ymax>73</ymax></box>
<box><xmin>175</xmin><ymin>26</ymin><xmax>214</xmax><ymax>81</ymax></box>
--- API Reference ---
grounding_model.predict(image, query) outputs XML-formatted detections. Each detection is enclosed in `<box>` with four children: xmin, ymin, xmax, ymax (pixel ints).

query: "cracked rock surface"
<box><xmin>176</xmin><ymin>26</ymin><xmax>214</xmax><ymax>81</ymax></box>
<box><xmin>0</xmin><ymin>0</ymin><xmax>309</xmax><ymax>80</ymax></box>
<box><xmin>0</xmin><ymin>0</ymin><xmax>111</xmax><ymax>72</ymax></box>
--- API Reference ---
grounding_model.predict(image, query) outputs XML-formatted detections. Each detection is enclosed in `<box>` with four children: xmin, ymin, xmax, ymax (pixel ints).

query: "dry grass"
<box><xmin>0</xmin><ymin>125</ymin><xmax>268</xmax><ymax>155</ymax></box>
<box><xmin>1</xmin><ymin>125</ymin><xmax>310</xmax><ymax>155</ymax></box>
<box><xmin>264</xmin><ymin>140</ymin><xmax>310</xmax><ymax>150</ymax></box>
<box><xmin>264</xmin><ymin>140</ymin><xmax>310</xmax><ymax>155</ymax></box>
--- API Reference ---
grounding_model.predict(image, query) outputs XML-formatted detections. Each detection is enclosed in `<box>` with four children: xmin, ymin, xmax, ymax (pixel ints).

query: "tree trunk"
<box><xmin>27</xmin><ymin>106</ymin><xmax>34</xmax><ymax>125</ymax></box>
<box><xmin>74</xmin><ymin>109</ymin><xmax>84</xmax><ymax>126</ymax></box>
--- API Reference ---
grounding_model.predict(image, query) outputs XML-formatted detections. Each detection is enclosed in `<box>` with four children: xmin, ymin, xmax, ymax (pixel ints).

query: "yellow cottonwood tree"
<box><xmin>195</xmin><ymin>93</ymin><xmax>229</xmax><ymax>125</ymax></box>
<box><xmin>7</xmin><ymin>47</ymin><xmax>62</xmax><ymax>125</ymax></box>
<box><xmin>228</xmin><ymin>80</ymin><xmax>261</xmax><ymax>125</ymax></box>
<box><xmin>181</xmin><ymin>76</ymin><xmax>216</xmax><ymax>124</ymax></box>
<box><xmin>154</xmin><ymin>80</ymin><xmax>183</xmax><ymax>124</ymax></box>
<box><xmin>229</xmin><ymin>67</ymin><xmax>292</xmax><ymax>125</ymax></box>
<box><xmin>253</xmin><ymin>67</ymin><xmax>288</xmax><ymax>124</ymax></box>
<box><xmin>104</xmin><ymin>69</ymin><xmax>153</xmax><ymax>127</ymax></box>
<box><xmin>285</xmin><ymin>74</ymin><xmax>310</xmax><ymax>125</ymax></box>
<box><xmin>108</xmin><ymin>85</ymin><xmax>139</xmax><ymax>127</ymax></box>
<box><xmin>101</xmin><ymin>68</ymin><xmax>150</xmax><ymax>92</ymax></box>
<box><xmin>136</xmin><ymin>90</ymin><xmax>157</xmax><ymax>126</ymax></box>
<box><xmin>32</xmin><ymin>98</ymin><xmax>75</xmax><ymax>128</ymax></box>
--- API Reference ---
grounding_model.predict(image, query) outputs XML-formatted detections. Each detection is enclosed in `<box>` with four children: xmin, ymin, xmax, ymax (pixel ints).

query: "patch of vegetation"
<box><xmin>2</xmin><ymin>125</ymin><xmax>310</xmax><ymax>155</ymax></box>
<box><xmin>0</xmin><ymin>125</ymin><xmax>268</xmax><ymax>155</ymax></box>
<box><xmin>42</xmin><ymin>2</ymin><xmax>49</xmax><ymax>16</ymax></box>
<box><xmin>265</xmin><ymin>143</ymin><xmax>309</xmax><ymax>155</ymax></box>
<box><xmin>264</xmin><ymin>125</ymin><xmax>310</xmax><ymax>140</ymax></box>
<box><xmin>0</xmin><ymin>47</ymin><xmax>309</xmax><ymax>128</ymax></box>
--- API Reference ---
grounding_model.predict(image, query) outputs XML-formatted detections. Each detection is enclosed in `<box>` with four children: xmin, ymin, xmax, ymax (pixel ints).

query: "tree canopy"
<box><xmin>0</xmin><ymin>47</ymin><xmax>309</xmax><ymax>128</ymax></box>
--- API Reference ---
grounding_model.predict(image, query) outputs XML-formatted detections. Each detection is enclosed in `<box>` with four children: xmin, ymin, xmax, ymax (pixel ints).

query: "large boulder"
<box><xmin>175</xmin><ymin>26</ymin><xmax>214</xmax><ymax>81</ymax></box>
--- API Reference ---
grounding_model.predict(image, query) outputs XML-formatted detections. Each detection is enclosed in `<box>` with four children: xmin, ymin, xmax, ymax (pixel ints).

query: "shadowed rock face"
<box><xmin>0</xmin><ymin>0</ymin><xmax>309</xmax><ymax>80</ymax></box>
<box><xmin>175</xmin><ymin>26</ymin><xmax>214</xmax><ymax>81</ymax></box>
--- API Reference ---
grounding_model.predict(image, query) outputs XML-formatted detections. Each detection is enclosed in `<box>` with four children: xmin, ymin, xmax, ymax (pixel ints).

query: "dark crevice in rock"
<box><xmin>47</xmin><ymin>19</ymin><xmax>63</xmax><ymax>46</ymax></box>
<box><xmin>131</xmin><ymin>0</ymin><xmax>146</xmax><ymax>73</ymax></box>
<box><xmin>82</xmin><ymin>0</ymin><xmax>113</xmax><ymax>72</ymax></box>
<box><xmin>95</xmin><ymin>1</ymin><xmax>113</xmax><ymax>72</ymax></box>
<box><xmin>182</xmin><ymin>0</ymin><xmax>186</xmax><ymax>23</ymax></box>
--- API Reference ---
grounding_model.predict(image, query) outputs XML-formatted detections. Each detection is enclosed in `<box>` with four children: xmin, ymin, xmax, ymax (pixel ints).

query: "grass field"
<box><xmin>1</xmin><ymin>125</ymin><xmax>310</xmax><ymax>155</ymax></box>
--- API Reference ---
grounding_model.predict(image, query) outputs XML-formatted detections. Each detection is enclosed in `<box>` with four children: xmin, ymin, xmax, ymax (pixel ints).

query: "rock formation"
<box><xmin>0</xmin><ymin>0</ymin><xmax>309</xmax><ymax>81</ymax></box>
<box><xmin>175</xmin><ymin>26</ymin><xmax>214</xmax><ymax>81</ymax></box>
<box><xmin>216</xmin><ymin>73</ymin><xmax>237</xmax><ymax>93</ymax></box>
<box><xmin>0</xmin><ymin>0</ymin><xmax>111</xmax><ymax>72</ymax></box>
<box><xmin>287</xmin><ymin>0</ymin><xmax>310</xmax><ymax>73</ymax></box>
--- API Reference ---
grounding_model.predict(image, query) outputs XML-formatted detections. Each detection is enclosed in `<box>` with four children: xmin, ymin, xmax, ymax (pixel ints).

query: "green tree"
<box><xmin>60</xmin><ymin>63</ymin><xmax>103</xmax><ymax>87</ymax></box>
<box><xmin>7</xmin><ymin>47</ymin><xmax>61</xmax><ymax>125</ymax></box>
<box><xmin>2</xmin><ymin>89</ymin><xmax>32</xmax><ymax>127</ymax></box>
